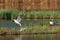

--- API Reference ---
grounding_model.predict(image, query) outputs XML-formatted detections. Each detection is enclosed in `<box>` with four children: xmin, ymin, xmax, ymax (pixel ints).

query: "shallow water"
<box><xmin>0</xmin><ymin>34</ymin><xmax>60</xmax><ymax>40</ymax></box>
<box><xmin>0</xmin><ymin>19</ymin><xmax>43</xmax><ymax>29</ymax></box>
<box><xmin>0</xmin><ymin>19</ymin><xmax>60</xmax><ymax>30</ymax></box>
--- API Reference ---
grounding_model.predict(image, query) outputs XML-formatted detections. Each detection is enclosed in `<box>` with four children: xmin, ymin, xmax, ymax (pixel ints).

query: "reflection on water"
<box><xmin>21</xmin><ymin>34</ymin><xmax>60</xmax><ymax>40</ymax></box>
<box><xmin>0</xmin><ymin>34</ymin><xmax>60</xmax><ymax>40</ymax></box>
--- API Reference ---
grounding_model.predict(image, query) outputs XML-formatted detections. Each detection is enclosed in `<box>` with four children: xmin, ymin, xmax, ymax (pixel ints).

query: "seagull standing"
<box><xmin>49</xmin><ymin>20</ymin><xmax>57</xmax><ymax>25</ymax></box>
<box><xmin>49</xmin><ymin>21</ymin><xmax>54</xmax><ymax>25</ymax></box>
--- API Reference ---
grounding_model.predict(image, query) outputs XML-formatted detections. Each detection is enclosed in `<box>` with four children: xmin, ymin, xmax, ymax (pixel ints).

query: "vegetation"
<box><xmin>20</xmin><ymin>10</ymin><xmax>60</xmax><ymax>19</ymax></box>
<box><xmin>0</xmin><ymin>27</ymin><xmax>20</xmax><ymax>35</ymax></box>
<box><xmin>0</xmin><ymin>10</ymin><xmax>60</xmax><ymax>34</ymax></box>
<box><xmin>10</xmin><ymin>28</ymin><xmax>20</xmax><ymax>35</ymax></box>
<box><xmin>0</xmin><ymin>9</ymin><xmax>20</xmax><ymax>20</ymax></box>
<box><xmin>0</xmin><ymin>10</ymin><xmax>60</xmax><ymax>19</ymax></box>
<box><xmin>0</xmin><ymin>25</ymin><xmax>60</xmax><ymax>35</ymax></box>
<box><xmin>21</xmin><ymin>25</ymin><xmax>60</xmax><ymax>33</ymax></box>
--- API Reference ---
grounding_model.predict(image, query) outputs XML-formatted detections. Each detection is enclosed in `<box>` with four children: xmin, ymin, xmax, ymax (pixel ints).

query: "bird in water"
<box><xmin>49</xmin><ymin>20</ymin><xmax>57</xmax><ymax>26</ymax></box>
<box><xmin>49</xmin><ymin>20</ymin><xmax>54</xmax><ymax>25</ymax></box>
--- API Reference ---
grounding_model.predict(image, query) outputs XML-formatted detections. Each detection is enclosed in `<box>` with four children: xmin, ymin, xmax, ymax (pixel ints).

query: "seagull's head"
<box><xmin>13</xmin><ymin>19</ymin><xmax>16</xmax><ymax>22</ymax></box>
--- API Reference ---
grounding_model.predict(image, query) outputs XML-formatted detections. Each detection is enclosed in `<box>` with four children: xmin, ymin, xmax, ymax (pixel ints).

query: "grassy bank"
<box><xmin>21</xmin><ymin>25</ymin><xmax>60</xmax><ymax>33</ymax></box>
<box><xmin>0</xmin><ymin>27</ymin><xmax>20</xmax><ymax>35</ymax></box>
<box><xmin>0</xmin><ymin>25</ymin><xmax>60</xmax><ymax>35</ymax></box>
<box><xmin>0</xmin><ymin>10</ymin><xmax>60</xmax><ymax>19</ymax></box>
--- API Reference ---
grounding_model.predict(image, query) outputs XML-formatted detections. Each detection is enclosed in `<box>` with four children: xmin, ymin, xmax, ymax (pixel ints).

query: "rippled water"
<box><xmin>0</xmin><ymin>34</ymin><xmax>60</xmax><ymax>40</ymax></box>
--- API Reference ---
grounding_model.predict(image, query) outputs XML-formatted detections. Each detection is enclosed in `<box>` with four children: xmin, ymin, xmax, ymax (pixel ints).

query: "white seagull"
<box><xmin>13</xmin><ymin>14</ymin><xmax>27</xmax><ymax>31</ymax></box>
<box><xmin>13</xmin><ymin>14</ymin><xmax>21</xmax><ymax>26</ymax></box>
<box><xmin>49</xmin><ymin>20</ymin><xmax>55</xmax><ymax>25</ymax></box>
<box><xmin>49</xmin><ymin>21</ymin><xmax>54</xmax><ymax>25</ymax></box>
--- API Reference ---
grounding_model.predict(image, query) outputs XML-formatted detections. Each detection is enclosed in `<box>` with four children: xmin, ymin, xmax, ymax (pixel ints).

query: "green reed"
<box><xmin>0</xmin><ymin>10</ymin><xmax>60</xmax><ymax>19</ymax></box>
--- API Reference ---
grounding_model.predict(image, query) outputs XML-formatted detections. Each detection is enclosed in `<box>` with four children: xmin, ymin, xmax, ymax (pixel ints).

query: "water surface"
<box><xmin>0</xmin><ymin>19</ymin><xmax>60</xmax><ymax>29</ymax></box>
<box><xmin>0</xmin><ymin>34</ymin><xmax>60</xmax><ymax>40</ymax></box>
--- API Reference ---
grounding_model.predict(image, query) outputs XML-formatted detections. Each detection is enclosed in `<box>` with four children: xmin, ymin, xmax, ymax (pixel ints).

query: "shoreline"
<box><xmin>0</xmin><ymin>17</ymin><xmax>60</xmax><ymax>20</ymax></box>
<box><xmin>0</xmin><ymin>32</ymin><xmax>60</xmax><ymax>35</ymax></box>
<box><xmin>1</xmin><ymin>18</ymin><xmax>60</xmax><ymax>20</ymax></box>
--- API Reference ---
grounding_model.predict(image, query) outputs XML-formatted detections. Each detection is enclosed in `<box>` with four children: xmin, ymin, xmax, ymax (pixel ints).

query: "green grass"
<box><xmin>0</xmin><ymin>9</ymin><xmax>20</xmax><ymax>19</ymax></box>
<box><xmin>21</xmin><ymin>10</ymin><xmax>60</xmax><ymax>19</ymax></box>
<box><xmin>0</xmin><ymin>27</ymin><xmax>20</xmax><ymax>34</ymax></box>
<box><xmin>0</xmin><ymin>25</ymin><xmax>60</xmax><ymax>34</ymax></box>
<box><xmin>21</xmin><ymin>25</ymin><xmax>60</xmax><ymax>33</ymax></box>
<box><xmin>0</xmin><ymin>10</ymin><xmax>60</xmax><ymax>19</ymax></box>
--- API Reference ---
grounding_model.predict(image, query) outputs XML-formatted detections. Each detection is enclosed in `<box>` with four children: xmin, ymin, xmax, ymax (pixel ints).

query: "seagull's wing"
<box><xmin>16</xmin><ymin>15</ymin><xmax>21</xmax><ymax>22</ymax></box>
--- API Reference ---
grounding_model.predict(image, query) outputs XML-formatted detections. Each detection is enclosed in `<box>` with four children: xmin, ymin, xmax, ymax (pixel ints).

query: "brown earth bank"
<box><xmin>0</xmin><ymin>31</ymin><xmax>60</xmax><ymax>35</ymax></box>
